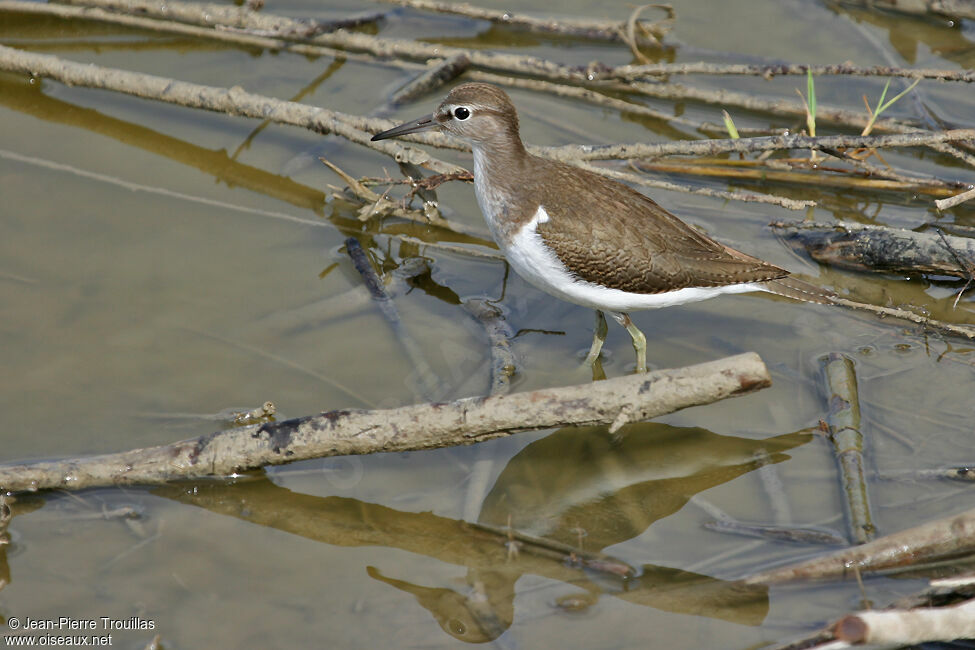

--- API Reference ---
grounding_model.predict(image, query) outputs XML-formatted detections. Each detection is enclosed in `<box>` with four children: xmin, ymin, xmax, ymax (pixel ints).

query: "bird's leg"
<box><xmin>583</xmin><ymin>310</ymin><xmax>608</xmax><ymax>367</ymax></box>
<box><xmin>610</xmin><ymin>312</ymin><xmax>647</xmax><ymax>373</ymax></box>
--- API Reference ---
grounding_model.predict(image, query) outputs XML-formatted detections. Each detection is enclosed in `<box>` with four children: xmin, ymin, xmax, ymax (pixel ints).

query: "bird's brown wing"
<box><xmin>532</xmin><ymin>161</ymin><xmax>788</xmax><ymax>294</ymax></box>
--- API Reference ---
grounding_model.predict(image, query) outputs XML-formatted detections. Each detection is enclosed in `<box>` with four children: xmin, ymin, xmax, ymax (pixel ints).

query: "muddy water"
<box><xmin>1</xmin><ymin>0</ymin><xmax>974</xmax><ymax>647</ymax></box>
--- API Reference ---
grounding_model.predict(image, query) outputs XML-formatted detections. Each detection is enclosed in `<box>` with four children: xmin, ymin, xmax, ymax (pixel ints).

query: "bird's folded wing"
<box><xmin>535</xmin><ymin>176</ymin><xmax>787</xmax><ymax>294</ymax></box>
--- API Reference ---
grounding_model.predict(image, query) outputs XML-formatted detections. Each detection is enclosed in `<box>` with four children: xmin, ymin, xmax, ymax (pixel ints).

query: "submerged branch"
<box><xmin>819</xmin><ymin>353</ymin><xmax>874</xmax><ymax>544</ymax></box>
<box><xmin>0</xmin><ymin>353</ymin><xmax>771</xmax><ymax>493</ymax></box>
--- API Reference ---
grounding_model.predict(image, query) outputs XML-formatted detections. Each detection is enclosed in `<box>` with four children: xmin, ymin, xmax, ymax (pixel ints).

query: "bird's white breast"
<box><xmin>503</xmin><ymin>206</ymin><xmax>765</xmax><ymax>312</ymax></box>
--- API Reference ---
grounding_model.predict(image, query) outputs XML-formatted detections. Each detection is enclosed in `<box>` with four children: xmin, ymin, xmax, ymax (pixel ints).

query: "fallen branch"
<box><xmin>43</xmin><ymin>0</ymin><xmax>924</xmax><ymax>133</ymax></box>
<box><xmin>390</xmin><ymin>53</ymin><xmax>471</xmax><ymax>106</ymax></box>
<box><xmin>0</xmin><ymin>353</ymin><xmax>770</xmax><ymax>493</ymax></box>
<box><xmin>834</xmin><ymin>0</ymin><xmax>975</xmax><ymax>20</ymax></box>
<box><xmin>833</xmin><ymin>599</ymin><xmax>975</xmax><ymax>645</ymax></box>
<box><xmin>634</xmin><ymin>158</ymin><xmax>963</xmax><ymax>198</ymax></box>
<box><xmin>744</xmin><ymin>505</ymin><xmax>975</xmax><ymax>584</ymax></box>
<box><xmin>604</xmin><ymin>62</ymin><xmax>975</xmax><ymax>83</ymax></box>
<box><xmin>541</xmin><ymin>129</ymin><xmax>975</xmax><ymax>162</ymax></box>
<box><xmin>819</xmin><ymin>353</ymin><xmax>874</xmax><ymax>544</ymax></box>
<box><xmin>829</xmin><ymin>297</ymin><xmax>975</xmax><ymax>340</ymax></box>
<box><xmin>936</xmin><ymin>186</ymin><xmax>975</xmax><ymax>211</ymax></box>
<box><xmin>772</xmin><ymin>220</ymin><xmax>975</xmax><ymax>280</ymax></box>
<box><xmin>376</xmin><ymin>0</ymin><xmax>672</xmax><ymax>46</ymax></box>
<box><xmin>0</xmin><ymin>44</ymin><xmax>466</xmax><ymax>174</ymax></box>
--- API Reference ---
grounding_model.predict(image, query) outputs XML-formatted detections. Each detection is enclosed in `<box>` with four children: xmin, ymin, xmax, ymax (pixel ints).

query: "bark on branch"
<box><xmin>744</xmin><ymin>505</ymin><xmax>975</xmax><ymax>584</ymax></box>
<box><xmin>0</xmin><ymin>353</ymin><xmax>770</xmax><ymax>493</ymax></box>
<box><xmin>0</xmin><ymin>44</ymin><xmax>465</xmax><ymax>174</ymax></box>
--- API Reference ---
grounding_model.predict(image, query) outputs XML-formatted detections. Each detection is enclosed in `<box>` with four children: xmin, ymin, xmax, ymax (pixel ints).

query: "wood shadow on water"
<box><xmin>153</xmin><ymin>423</ymin><xmax>812</xmax><ymax>643</ymax></box>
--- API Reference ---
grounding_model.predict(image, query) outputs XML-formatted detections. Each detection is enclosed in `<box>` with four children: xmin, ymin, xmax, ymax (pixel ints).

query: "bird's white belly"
<box><xmin>502</xmin><ymin>206</ymin><xmax>764</xmax><ymax>312</ymax></box>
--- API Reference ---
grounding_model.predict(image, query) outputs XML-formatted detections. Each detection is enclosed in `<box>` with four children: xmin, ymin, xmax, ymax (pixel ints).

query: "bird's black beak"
<box><xmin>371</xmin><ymin>113</ymin><xmax>438</xmax><ymax>141</ymax></box>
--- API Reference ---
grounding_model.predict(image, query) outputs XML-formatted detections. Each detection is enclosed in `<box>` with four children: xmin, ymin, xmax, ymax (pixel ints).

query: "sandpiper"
<box><xmin>372</xmin><ymin>83</ymin><xmax>830</xmax><ymax>372</ymax></box>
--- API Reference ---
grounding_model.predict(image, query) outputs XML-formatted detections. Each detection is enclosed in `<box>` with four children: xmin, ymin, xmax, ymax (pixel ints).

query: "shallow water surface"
<box><xmin>1</xmin><ymin>0</ymin><xmax>974</xmax><ymax>647</ymax></box>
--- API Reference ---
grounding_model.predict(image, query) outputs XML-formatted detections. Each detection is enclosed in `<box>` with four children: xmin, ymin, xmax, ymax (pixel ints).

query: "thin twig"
<box><xmin>936</xmin><ymin>186</ymin><xmax>975</xmax><ymax>211</ymax></box>
<box><xmin>540</xmin><ymin>129</ymin><xmax>975</xmax><ymax>162</ymax></box>
<box><xmin>604</xmin><ymin>62</ymin><xmax>975</xmax><ymax>83</ymax></box>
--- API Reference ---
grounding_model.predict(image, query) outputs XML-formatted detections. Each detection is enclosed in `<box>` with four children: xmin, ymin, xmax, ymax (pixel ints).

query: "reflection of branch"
<box><xmin>0</xmin><ymin>353</ymin><xmax>770</xmax><ymax>493</ymax></box>
<box><xmin>158</xmin><ymin>478</ymin><xmax>771</xmax><ymax>626</ymax></box>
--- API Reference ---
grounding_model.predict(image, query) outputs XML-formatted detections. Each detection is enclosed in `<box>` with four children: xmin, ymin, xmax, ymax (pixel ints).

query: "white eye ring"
<box><xmin>453</xmin><ymin>106</ymin><xmax>471</xmax><ymax>120</ymax></box>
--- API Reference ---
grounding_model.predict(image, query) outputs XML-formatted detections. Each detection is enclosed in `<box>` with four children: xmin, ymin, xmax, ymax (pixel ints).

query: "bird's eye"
<box><xmin>453</xmin><ymin>107</ymin><xmax>471</xmax><ymax>120</ymax></box>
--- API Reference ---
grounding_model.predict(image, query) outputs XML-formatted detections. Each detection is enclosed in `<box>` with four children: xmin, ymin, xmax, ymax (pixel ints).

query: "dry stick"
<box><xmin>390</xmin><ymin>53</ymin><xmax>471</xmax><ymax>106</ymax></box>
<box><xmin>345</xmin><ymin>237</ymin><xmax>446</xmax><ymax>401</ymax></box>
<box><xmin>375</xmin><ymin>0</ymin><xmax>671</xmax><ymax>45</ymax></box>
<box><xmin>820</xmin><ymin>353</ymin><xmax>875</xmax><ymax>545</ymax></box>
<box><xmin>833</xmin><ymin>298</ymin><xmax>975</xmax><ymax>339</ymax></box>
<box><xmin>832</xmin><ymin>600</ymin><xmax>975</xmax><ymax>645</ymax></box>
<box><xmin>605</xmin><ymin>62</ymin><xmax>975</xmax><ymax>83</ymax></box>
<box><xmin>0</xmin><ymin>44</ymin><xmax>467</xmax><ymax>174</ymax></box>
<box><xmin>0</xmin><ymin>0</ymin><xmax>428</xmax><ymax>75</ymax></box>
<box><xmin>6</xmin><ymin>0</ymin><xmax>875</xmax><ymax>142</ymax></box>
<box><xmin>570</xmin><ymin>160</ymin><xmax>814</xmax><ymax>210</ymax></box>
<box><xmin>0</xmin><ymin>46</ymin><xmax>807</xmax><ymax>211</ymax></box>
<box><xmin>0</xmin><ymin>0</ymin><xmax>736</xmax><ymax>138</ymax></box>
<box><xmin>58</xmin><ymin>0</ymin><xmax>626</xmax><ymax>81</ymax></box>
<box><xmin>768</xmin><ymin>575</ymin><xmax>975</xmax><ymax>650</ymax></box>
<box><xmin>44</xmin><ymin>0</ymin><xmax>932</xmax><ymax>133</ymax></box>
<box><xmin>11</xmin><ymin>6</ymin><xmax>968</xmax><ymax>200</ymax></box>
<box><xmin>937</xmin><ymin>186</ymin><xmax>975</xmax><ymax>211</ymax></box>
<box><xmin>541</xmin><ymin>129</ymin><xmax>975</xmax><ymax>162</ymax></box>
<box><xmin>63</xmin><ymin>0</ymin><xmax>975</xmax><ymax>167</ymax></box>
<box><xmin>835</xmin><ymin>0</ymin><xmax>975</xmax><ymax>20</ymax></box>
<box><xmin>0</xmin><ymin>353</ymin><xmax>770</xmax><ymax>493</ymax></box>
<box><xmin>18</xmin><ymin>2</ymin><xmax>957</xmax><ymax>149</ymax></box>
<box><xmin>598</xmin><ymin>79</ymin><xmax>914</xmax><ymax>132</ymax></box>
<box><xmin>772</xmin><ymin>220</ymin><xmax>975</xmax><ymax>280</ymax></box>
<box><xmin>633</xmin><ymin>159</ymin><xmax>960</xmax><ymax>198</ymax></box>
<box><xmin>464</xmin><ymin>70</ymin><xmax>708</xmax><ymax>131</ymax></box>
<box><xmin>743</xmin><ymin>505</ymin><xmax>975</xmax><ymax>584</ymax></box>
<box><xmin>821</xmin><ymin>147</ymin><xmax>962</xmax><ymax>190</ymax></box>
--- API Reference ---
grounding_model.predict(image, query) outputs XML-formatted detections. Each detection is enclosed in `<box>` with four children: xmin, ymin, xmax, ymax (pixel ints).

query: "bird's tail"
<box><xmin>760</xmin><ymin>276</ymin><xmax>835</xmax><ymax>305</ymax></box>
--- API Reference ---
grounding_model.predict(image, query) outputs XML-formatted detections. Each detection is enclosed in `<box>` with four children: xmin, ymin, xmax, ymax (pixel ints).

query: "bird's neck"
<box><xmin>471</xmin><ymin>135</ymin><xmax>533</xmax><ymax>245</ymax></box>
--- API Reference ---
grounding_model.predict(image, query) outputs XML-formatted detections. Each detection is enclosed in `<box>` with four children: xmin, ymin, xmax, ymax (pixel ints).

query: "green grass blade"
<box><xmin>722</xmin><ymin>110</ymin><xmax>740</xmax><ymax>139</ymax></box>
<box><xmin>877</xmin><ymin>78</ymin><xmax>921</xmax><ymax>115</ymax></box>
